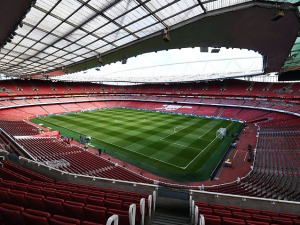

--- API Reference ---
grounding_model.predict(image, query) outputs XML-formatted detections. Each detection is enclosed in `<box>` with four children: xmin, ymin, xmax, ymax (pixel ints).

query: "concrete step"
<box><xmin>151</xmin><ymin>213</ymin><xmax>189</xmax><ymax>225</ymax></box>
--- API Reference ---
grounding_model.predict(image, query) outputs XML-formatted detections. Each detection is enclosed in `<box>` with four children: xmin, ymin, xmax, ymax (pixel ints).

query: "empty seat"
<box><xmin>84</xmin><ymin>205</ymin><xmax>107</xmax><ymax>224</ymax></box>
<box><xmin>56</xmin><ymin>191</ymin><xmax>71</xmax><ymax>201</ymax></box>
<box><xmin>44</xmin><ymin>198</ymin><xmax>65</xmax><ymax>216</ymax></box>
<box><xmin>51</xmin><ymin>215</ymin><xmax>81</xmax><ymax>225</ymax></box>
<box><xmin>223</xmin><ymin>217</ymin><xmax>245</xmax><ymax>225</ymax></box>
<box><xmin>87</xmin><ymin>196</ymin><xmax>104</xmax><ymax>207</ymax></box>
<box><xmin>25</xmin><ymin>194</ymin><xmax>46</xmax><ymax>211</ymax></box>
<box><xmin>209</xmin><ymin>203</ymin><xmax>224</xmax><ymax>210</ymax></box>
<box><xmin>42</xmin><ymin>188</ymin><xmax>56</xmax><ymax>197</ymax></box>
<box><xmin>226</xmin><ymin>206</ymin><xmax>242</xmax><ymax>212</ymax></box>
<box><xmin>0</xmin><ymin>189</ymin><xmax>11</xmax><ymax>204</ymax></box>
<box><xmin>82</xmin><ymin>221</ymin><xmax>105</xmax><ymax>225</ymax></box>
<box><xmin>246</xmin><ymin>221</ymin><xmax>269</xmax><ymax>225</ymax></box>
<box><xmin>104</xmin><ymin>199</ymin><xmax>122</xmax><ymax>210</ymax></box>
<box><xmin>198</xmin><ymin>206</ymin><xmax>213</xmax><ymax>215</ymax></box>
<box><xmin>260</xmin><ymin>210</ymin><xmax>278</xmax><ymax>217</ymax></box>
<box><xmin>243</xmin><ymin>208</ymin><xmax>260</xmax><ymax>215</ymax></box>
<box><xmin>63</xmin><ymin>201</ymin><xmax>85</xmax><ymax>221</ymax></box>
<box><xmin>8</xmin><ymin>191</ymin><xmax>27</xmax><ymax>208</ymax></box>
<box><xmin>107</xmin><ymin>209</ymin><xmax>130</xmax><ymax>225</ymax></box>
<box><xmin>203</xmin><ymin>214</ymin><xmax>222</xmax><ymax>225</ymax></box>
<box><xmin>28</xmin><ymin>185</ymin><xmax>43</xmax><ymax>195</ymax></box>
<box><xmin>70</xmin><ymin>193</ymin><xmax>87</xmax><ymax>204</ymax></box>
<box><xmin>22</xmin><ymin>211</ymin><xmax>49</xmax><ymax>225</ymax></box>
<box><xmin>0</xmin><ymin>204</ymin><xmax>25</xmax><ymax>225</ymax></box>
<box><xmin>271</xmin><ymin>216</ymin><xmax>293</xmax><ymax>225</ymax></box>
<box><xmin>279</xmin><ymin>212</ymin><xmax>297</xmax><ymax>219</ymax></box>
<box><xmin>251</xmin><ymin>214</ymin><xmax>272</xmax><ymax>224</ymax></box>
<box><xmin>214</xmin><ymin>209</ymin><xmax>232</xmax><ymax>218</ymax></box>
<box><xmin>232</xmin><ymin>212</ymin><xmax>251</xmax><ymax>221</ymax></box>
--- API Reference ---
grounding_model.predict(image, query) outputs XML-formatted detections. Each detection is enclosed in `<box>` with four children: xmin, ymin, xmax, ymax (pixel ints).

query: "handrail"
<box><xmin>194</xmin><ymin>205</ymin><xmax>199</xmax><ymax>225</ymax></box>
<box><xmin>106</xmin><ymin>215</ymin><xmax>119</xmax><ymax>225</ymax></box>
<box><xmin>129</xmin><ymin>203</ymin><xmax>136</xmax><ymax>225</ymax></box>
<box><xmin>139</xmin><ymin>198</ymin><xmax>145</xmax><ymax>225</ymax></box>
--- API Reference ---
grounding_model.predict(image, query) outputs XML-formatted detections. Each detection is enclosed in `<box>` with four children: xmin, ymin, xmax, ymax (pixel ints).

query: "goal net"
<box><xmin>216</xmin><ymin>128</ymin><xmax>226</xmax><ymax>139</ymax></box>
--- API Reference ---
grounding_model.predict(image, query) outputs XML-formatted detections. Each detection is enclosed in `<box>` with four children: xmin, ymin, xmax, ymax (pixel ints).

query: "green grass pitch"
<box><xmin>30</xmin><ymin>108</ymin><xmax>243</xmax><ymax>182</ymax></box>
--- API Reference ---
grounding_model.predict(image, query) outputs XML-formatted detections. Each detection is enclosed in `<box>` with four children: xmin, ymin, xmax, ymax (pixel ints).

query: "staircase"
<box><xmin>151</xmin><ymin>208</ymin><xmax>189</xmax><ymax>225</ymax></box>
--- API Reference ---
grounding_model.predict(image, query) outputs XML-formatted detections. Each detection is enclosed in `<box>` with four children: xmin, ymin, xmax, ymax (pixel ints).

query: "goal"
<box><xmin>216</xmin><ymin>127</ymin><xmax>226</xmax><ymax>139</ymax></box>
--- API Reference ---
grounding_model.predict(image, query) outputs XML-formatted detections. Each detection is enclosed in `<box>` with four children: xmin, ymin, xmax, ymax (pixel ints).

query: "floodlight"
<box><xmin>162</xmin><ymin>29</ymin><xmax>170</xmax><ymax>42</ymax></box>
<box><xmin>271</xmin><ymin>10</ymin><xmax>284</xmax><ymax>21</ymax></box>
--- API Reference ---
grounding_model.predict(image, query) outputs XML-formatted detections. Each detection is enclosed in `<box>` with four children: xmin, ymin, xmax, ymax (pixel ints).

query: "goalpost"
<box><xmin>216</xmin><ymin>127</ymin><xmax>226</xmax><ymax>139</ymax></box>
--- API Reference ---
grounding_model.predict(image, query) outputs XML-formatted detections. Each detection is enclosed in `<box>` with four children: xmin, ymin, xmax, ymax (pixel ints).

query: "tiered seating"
<box><xmin>222</xmin><ymin>79</ymin><xmax>250</xmax><ymax>96</ymax></box>
<box><xmin>68</xmin><ymin>83</ymin><xmax>86</xmax><ymax>94</ymax></box>
<box><xmin>60</xmin><ymin>104</ymin><xmax>83</xmax><ymax>112</ymax></box>
<box><xmin>90</xmin><ymin>102</ymin><xmax>108</xmax><ymax>108</ymax></box>
<box><xmin>105</xmin><ymin>101</ymin><xmax>120</xmax><ymax>108</ymax></box>
<box><xmin>0</xmin><ymin>100</ymin><xmax>17</xmax><ymax>107</ymax></box>
<box><xmin>220</xmin><ymin>108</ymin><xmax>242</xmax><ymax>118</ymax></box>
<box><xmin>204</xmin><ymin>81</ymin><xmax>224</xmax><ymax>95</ymax></box>
<box><xmin>42</xmin><ymin>105</ymin><xmax>68</xmax><ymax>114</ymax></box>
<box><xmin>184</xmin><ymin>98</ymin><xmax>202</xmax><ymax>103</ymax></box>
<box><xmin>13</xmin><ymin>80</ymin><xmax>36</xmax><ymax>95</ymax></box>
<box><xmin>76</xmin><ymin>103</ymin><xmax>98</xmax><ymax>110</ymax></box>
<box><xmin>39</xmin><ymin>98</ymin><xmax>59</xmax><ymax>103</ymax></box>
<box><xmin>25</xmin><ymin>99</ymin><xmax>41</xmax><ymax>104</ymax></box>
<box><xmin>0</xmin><ymin>109</ymin><xmax>34</xmax><ymax>120</ymax></box>
<box><xmin>243</xmin><ymin>100</ymin><xmax>260</xmax><ymax>107</ymax></box>
<box><xmin>247</xmin><ymin>82</ymin><xmax>269</xmax><ymax>96</ymax></box>
<box><xmin>234</xmin><ymin>109</ymin><xmax>270</xmax><ymax>121</ymax></box>
<box><xmin>221</xmin><ymin>99</ymin><xmax>245</xmax><ymax>105</ymax></box>
<box><xmin>193</xmin><ymin>106</ymin><xmax>219</xmax><ymax>116</ymax></box>
<box><xmin>58</xmin><ymin>98</ymin><xmax>74</xmax><ymax>102</ymax></box>
<box><xmin>81</xmin><ymin>83</ymin><xmax>95</xmax><ymax>93</ymax></box>
<box><xmin>12</xmin><ymin>99</ymin><xmax>28</xmax><ymax>105</ymax></box>
<box><xmin>15</xmin><ymin>137</ymin><xmax>151</xmax><ymax>184</ymax></box>
<box><xmin>0</xmin><ymin>120</ymin><xmax>38</xmax><ymax>136</ymax></box>
<box><xmin>176</xmin><ymin>105</ymin><xmax>199</xmax><ymax>114</ymax></box>
<box><xmin>0</xmin><ymin>161</ymin><xmax>151</xmax><ymax>225</ymax></box>
<box><xmin>51</xmin><ymin>82</ymin><xmax>72</xmax><ymax>94</ymax></box>
<box><xmin>0</xmin><ymin>80</ymin><xmax>24</xmax><ymax>96</ymax></box>
<box><xmin>18</xmin><ymin>106</ymin><xmax>48</xmax><ymax>117</ymax></box>
<box><xmin>195</xmin><ymin>201</ymin><xmax>299</xmax><ymax>225</ymax></box>
<box><xmin>30</xmin><ymin>80</ymin><xmax>55</xmax><ymax>95</ymax></box>
<box><xmin>262</xmin><ymin>83</ymin><xmax>289</xmax><ymax>97</ymax></box>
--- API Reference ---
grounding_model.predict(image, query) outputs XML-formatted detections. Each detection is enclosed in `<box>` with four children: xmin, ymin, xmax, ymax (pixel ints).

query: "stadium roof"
<box><xmin>0</xmin><ymin>0</ymin><xmax>300</xmax><ymax>80</ymax></box>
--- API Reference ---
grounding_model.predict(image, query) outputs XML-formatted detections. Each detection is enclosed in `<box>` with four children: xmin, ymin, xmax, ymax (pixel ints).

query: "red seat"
<box><xmin>261</xmin><ymin>210</ymin><xmax>278</xmax><ymax>217</ymax></box>
<box><xmin>104</xmin><ymin>199</ymin><xmax>122</xmax><ymax>210</ymax></box>
<box><xmin>87</xmin><ymin>196</ymin><xmax>104</xmax><ymax>207</ymax></box>
<box><xmin>42</xmin><ymin>188</ymin><xmax>56</xmax><ymax>197</ymax></box>
<box><xmin>246</xmin><ymin>221</ymin><xmax>269</xmax><ymax>225</ymax></box>
<box><xmin>203</xmin><ymin>214</ymin><xmax>222</xmax><ymax>225</ymax></box>
<box><xmin>25</xmin><ymin>194</ymin><xmax>46</xmax><ymax>211</ymax></box>
<box><xmin>232</xmin><ymin>212</ymin><xmax>251</xmax><ymax>221</ymax></box>
<box><xmin>293</xmin><ymin>219</ymin><xmax>300</xmax><ymax>225</ymax></box>
<box><xmin>209</xmin><ymin>203</ymin><xmax>224</xmax><ymax>210</ymax></box>
<box><xmin>28</xmin><ymin>185</ymin><xmax>43</xmax><ymax>195</ymax></box>
<box><xmin>50</xmin><ymin>215</ymin><xmax>81</xmax><ymax>225</ymax></box>
<box><xmin>84</xmin><ymin>205</ymin><xmax>107</xmax><ymax>224</ymax></box>
<box><xmin>22</xmin><ymin>212</ymin><xmax>49</xmax><ymax>225</ymax></box>
<box><xmin>271</xmin><ymin>216</ymin><xmax>293</xmax><ymax>225</ymax></box>
<box><xmin>214</xmin><ymin>209</ymin><xmax>232</xmax><ymax>218</ymax></box>
<box><xmin>63</xmin><ymin>201</ymin><xmax>85</xmax><ymax>221</ymax></box>
<box><xmin>279</xmin><ymin>212</ymin><xmax>297</xmax><ymax>220</ymax></box>
<box><xmin>44</xmin><ymin>198</ymin><xmax>65</xmax><ymax>216</ymax></box>
<box><xmin>251</xmin><ymin>214</ymin><xmax>272</xmax><ymax>223</ymax></box>
<box><xmin>70</xmin><ymin>193</ymin><xmax>87</xmax><ymax>204</ymax></box>
<box><xmin>82</xmin><ymin>221</ymin><xmax>105</xmax><ymax>225</ymax></box>
<box><xmin>198</xmin><ymin>206</ymin><xmax>213</xmax><ymax>215</ymax></box>
<box><xmin>14</xmin><ymin>183</ymin><xmax>28</xmax><ymax>192</ymax></box>
<box><xmin>0</xmin><ymin>189</ymin><xmax>11</xmax><ymax>204</ymax></box>
<box><xmin>0</xmin><ymin>204</ymin><xmax>25</xmax><ymax>225</ymax></box>
<box><xmin>107</xmin><ymin>209</ymin><xmax>130</xmax><ymax>225</ymax></box>
<box><xmin>226</xmin><ymin>206</ymin><xmax>242</xmax><ymax>212</ymax></box>
<box><xmin>105</xmin><ymin>193</ymin><xmax>119</xmax><ymax>200</ymax></box>
<box><xmin>56</xmin><ymin>191</ymin><xmax>71</xmax><ymax>201</ymax></box>
<box><xmin>8</xmin><ymin>191</ymin><xmax>27</xmax><ymax>208</ymax></box>
<box><xmin>223</xmin><ymin>217</ymin><xmax>245</xmax><ymax>225</ymax></box>
<box><xmin>243</xmin><ymin>208</ymin><xmax>260</xmax><ymax>215</ymax></box>
<box><xmin>90</xmin><ymin>191</ymin><xmax>105</xmax><ymax>198</ymax></box>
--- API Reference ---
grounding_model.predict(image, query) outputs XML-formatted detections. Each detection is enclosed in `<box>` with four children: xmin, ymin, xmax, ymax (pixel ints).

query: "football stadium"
<box><xmin>0</xmin><ymin>0</ymin><xmax>300</xmax><ymax>225</ymax></box>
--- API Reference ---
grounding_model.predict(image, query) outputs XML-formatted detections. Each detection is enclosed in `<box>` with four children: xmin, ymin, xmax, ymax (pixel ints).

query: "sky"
<box><xmin>58</xmin><ymin>47</ymin><xmax>263</xmax><ymax>83</ymax></box>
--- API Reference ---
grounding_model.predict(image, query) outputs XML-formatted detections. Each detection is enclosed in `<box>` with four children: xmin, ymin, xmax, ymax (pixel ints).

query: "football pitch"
<box><xmin>30</xmin><ymin>108</ymin><xmax>243</xmax><ymax>182</ymax></box>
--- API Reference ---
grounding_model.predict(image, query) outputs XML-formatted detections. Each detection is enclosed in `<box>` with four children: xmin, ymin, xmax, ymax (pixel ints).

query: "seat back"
<box><xmin>22</xmin><ymin>212</ymin><xmax>49</xmax><ymax>225</ymax></box>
